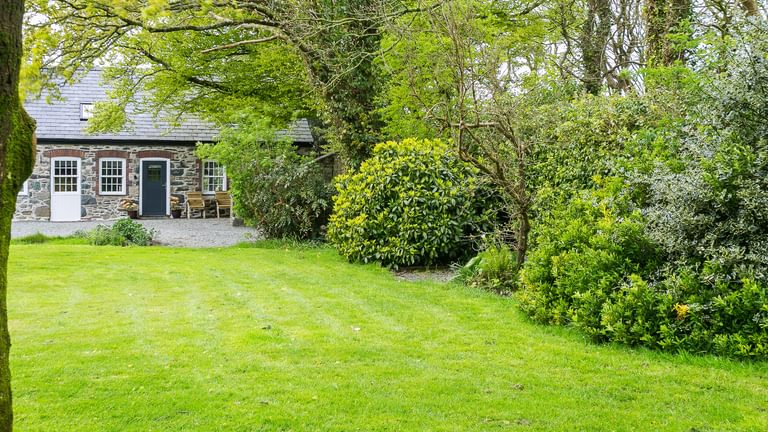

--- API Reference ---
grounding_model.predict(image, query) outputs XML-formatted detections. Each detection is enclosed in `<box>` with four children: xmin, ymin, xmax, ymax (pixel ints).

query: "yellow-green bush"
<box><xmin>519</xmin><ymin>179</ymin><xmax>768</xmax><ymax>359</ymax></box>
<box><xmin>328</xmin><ymin>138</ymin><xmax>494</xmax><ymax>267</ymax></box>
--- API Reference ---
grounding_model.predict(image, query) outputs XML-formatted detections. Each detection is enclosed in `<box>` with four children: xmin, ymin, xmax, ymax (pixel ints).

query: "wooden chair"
<box><xmin>186</xmin><ymin>192</ymin><xmax>206</xmax><ymax>219</ymax></box>
<box><xmin>215</xmin><ymin>191</ymin><xmax>232</xmax><ymax>218</ymax></box>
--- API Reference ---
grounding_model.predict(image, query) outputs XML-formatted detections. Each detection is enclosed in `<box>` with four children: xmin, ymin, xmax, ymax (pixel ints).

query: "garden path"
<box><xmin>10</xmin><ymin>218</ymin><xmax>261</xmax><ymax>247</ymax></box>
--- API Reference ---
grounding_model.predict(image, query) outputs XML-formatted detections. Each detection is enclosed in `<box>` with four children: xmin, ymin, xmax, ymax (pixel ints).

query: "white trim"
<box><xmin>138</xmin><ymin>158</ymin><xmax>170</xmax><ymax>216</ymax></box>
<box><xmin>98</xmin><ymin>157</ymin><xmax>127</xmax><ymax>196</ymax></box>
<box><xmin>202</xmin><ymin>159</ymin><xmax>227</xmax><ymax>195</ymax></box>
<box><xmin>18</xmin><ymin>179</ymin><xmax>28</xmax><ymax>196</ymax></box>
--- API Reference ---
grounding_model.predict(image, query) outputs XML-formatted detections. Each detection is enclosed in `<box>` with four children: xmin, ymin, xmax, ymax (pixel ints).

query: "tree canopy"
<box><xmin>23</xmin><ymin>0</ymin><xmax>433</xmax><ymax>166</ymax></box>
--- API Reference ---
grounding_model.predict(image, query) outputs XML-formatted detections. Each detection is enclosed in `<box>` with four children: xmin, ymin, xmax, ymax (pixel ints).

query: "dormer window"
<box><xmin>80</xmin><ymin>103</ymin><xmax>94</xmax><ymax>120</ymax></box>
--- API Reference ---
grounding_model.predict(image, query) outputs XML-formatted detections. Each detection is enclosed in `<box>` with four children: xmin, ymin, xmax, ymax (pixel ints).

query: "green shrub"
<box><xmin>88</xmin><ymin>225</ymin><xmax>128</xmax><ymax>246</ymax></box>
<box><xmin>519</xmin><ymin>178</ymin><xmax>659</xmax><ymax>330</ymax></box>
<box><xmin>598</xmin><ymin>271</ymin><xmax>768</xmax><ymax>358</ymax></box>
<box><xmin>86</xmin><ymin>219</ymin><xmax>155</xmax><ymax>246</ymax></box>
<box><xmin>530</xmin><ymin>95</ymin><xmax>653</xmax><ymax>193</ymax></box>
<box><xmin>519</xmin><ymin>177</ymin><xmax>768</xmax><ymax>358</ymax></box>
<box><xmin>459</xmin><ymin>242</ymin><xmax>517</xmax><ymax>294</ymax></box>
<box><xmin>328</xmin><ymin>138</ymin><xmax>494</xmax><ymax>267</ymax></box>
<box><xmin>640</xmin><ymin>66</ymin><xmax>768</xmax><ymax>283</ymax></box>
<box><xmin>111</xmin><ymin>218</ymin><xmax>156</xmax><ymax>246</ymax></box>
<box><xmin>197</xmin><ymin>120</ymin><xmax>334</xmax><ymax>240</ymax></box>
<box><xmin>235</xmin><ymin>154</ymin><xmax>333</xmax><ymax>239</ymax></box>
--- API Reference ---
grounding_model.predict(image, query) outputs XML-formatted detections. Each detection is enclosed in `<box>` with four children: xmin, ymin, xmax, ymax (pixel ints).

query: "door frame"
<box><xmin>50</xmin><ymin>156</ymin><xmax>82</xmax><ymax>221</ymax></box>
<box><xmin>138</xmin><ymin>158</ymin><xmax>170</xmax><ymax>216</ymax></box>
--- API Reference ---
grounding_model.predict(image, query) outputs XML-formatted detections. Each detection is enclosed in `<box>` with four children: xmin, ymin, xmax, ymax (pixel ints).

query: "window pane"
<box><xmin>148</xmin><ymin>165</ymin><xmax>162</xmax><ymax>181</ymax></box>
<box><xmin>53</xmin><ymin>160</ymin><xmax>80</xmax><ymax>193</ymax></box>
<box><xmin>202</xmin><ymin>161</ymin><xmax>225</xmax><ymax>193</ymax></box>
<box><xmin>100</xmin><ymin>159</ymin><xmax>124</xmax><ymax>194</ymax></box>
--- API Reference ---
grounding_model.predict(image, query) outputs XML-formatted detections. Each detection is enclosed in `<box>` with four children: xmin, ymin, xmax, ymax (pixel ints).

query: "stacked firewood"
<box><xmin>117</xmin><ymin>198</ymin><xmax>139</xmax><ymax>211</ymax></box>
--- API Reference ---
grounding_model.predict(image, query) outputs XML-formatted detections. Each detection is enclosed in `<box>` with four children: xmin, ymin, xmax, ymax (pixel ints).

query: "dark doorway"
<box><xmin>141</xmin><ymin>160</ymin><xmax>167</xmax><ymax>216</ymax></box>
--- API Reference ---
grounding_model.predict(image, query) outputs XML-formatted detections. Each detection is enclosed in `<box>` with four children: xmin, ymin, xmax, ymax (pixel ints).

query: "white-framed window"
<box><xmin>99</xmin><ymin>158</ymin><xmax>126</xmax><ymax>195</ymax></box>
<box><xmin>53</xmin><ymin>159</ymin><xmax>80</xmax><ymax>193</ymax></box>
<box><xmin>18</xmin><ymin>180</ymin><xmax>28</xmax><ymax>196</ymax></box>
<box><xmin>80</xmin><ymin>103</ymin><xmax>94</xmax><ymax>120</ymax></box>
<box><xmin>202</xmin><ymin>160</ymin><xmax>226</xmax><ymax>194</ymax></box>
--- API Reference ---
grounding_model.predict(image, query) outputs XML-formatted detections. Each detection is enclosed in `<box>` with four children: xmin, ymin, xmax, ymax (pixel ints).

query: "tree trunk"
<box><xmin>645</xmin><ymin>0</ymin><xmax>692</xmax><ymax>66</ymax></box>
<box><xmin>739</xmin><ymin>0</ymin><xmax>759</xmax><ymax>16</ymax></box>
<box><xmin>514</xmin><ymin>136</ymin><xmax>530</xmax><ymax>267</ymax></box>
<box><xmin>0</xmin><ymin>0</ymin><xmax>37</xmax><ymax>430</ymax></box>
<box><xmin>581</xmin><ymin>0</ymin><xmax>612</xmax><ymax>94</ymax></box>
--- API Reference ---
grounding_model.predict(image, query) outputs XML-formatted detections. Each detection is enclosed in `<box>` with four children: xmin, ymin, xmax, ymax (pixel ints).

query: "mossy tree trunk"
<box><xmin>0</xmin><ymin>0</ymin><xmax>37</xmax><ymax>430</ymax></box>
<box><xmin>645</xmin><ymin>0</ymin><xmax>692</xmax><ymax>66</ymax></box>
<box><xmin>581</xmin><ymin>0</ymin><xmax>612</xmax><ymax>95</ymax></box>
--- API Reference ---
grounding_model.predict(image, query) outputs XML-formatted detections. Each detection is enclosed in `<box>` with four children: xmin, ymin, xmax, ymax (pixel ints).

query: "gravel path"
<box><xmin>394</xmin><ymin>268</ymin><xmax>457</xmax><ymax>283</ymax></box>
<box><xmin>11</xmin><ymin>218</ymin><xmax>262</xmax><ymax>247</ymax></box>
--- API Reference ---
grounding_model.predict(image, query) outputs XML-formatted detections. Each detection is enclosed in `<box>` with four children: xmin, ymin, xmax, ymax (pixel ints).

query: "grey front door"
<box><xmin>141</xmin><ymin>160</ymin><xmax>167</xmax><ymax>216</ymax></box>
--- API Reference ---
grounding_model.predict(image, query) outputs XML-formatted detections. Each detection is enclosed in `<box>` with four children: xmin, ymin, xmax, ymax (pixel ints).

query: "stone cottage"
<box><xmin>14</xmin><ymin>70</ymin><xmax>315</xmax><ymax>221</ymax></box>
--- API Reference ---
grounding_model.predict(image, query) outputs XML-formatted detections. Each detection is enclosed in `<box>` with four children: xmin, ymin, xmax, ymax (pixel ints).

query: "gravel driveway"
<box><xmin>11</xmin><ymin>218</ymin><xmax>262</xmax><ymax>247</ymax></box>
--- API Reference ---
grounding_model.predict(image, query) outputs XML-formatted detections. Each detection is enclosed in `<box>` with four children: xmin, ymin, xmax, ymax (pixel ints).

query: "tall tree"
<box><xmin>24</xmin><ymin>0</ymin><xmax>418</xmax><ymax>166</ymax></box>
<box><xmin>0</xmin><ymin>0</ymin><xmax>37</xmax><ymax>429</ymax></box>
<box><xmin>553</xmin><ymin>0</ymin><xmax>644</xmax><ymax>94</ymax></box>
<box><xmin>380</xmin><ymin>0</ymin><xmax>550</xmax><ymax>265</ymax></box>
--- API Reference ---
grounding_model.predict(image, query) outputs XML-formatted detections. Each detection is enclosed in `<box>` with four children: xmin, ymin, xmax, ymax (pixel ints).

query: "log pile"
<box><xmin>117</xmin><ymin>198</ymin><xmax>138</xmax><ymax>211</ymax></box>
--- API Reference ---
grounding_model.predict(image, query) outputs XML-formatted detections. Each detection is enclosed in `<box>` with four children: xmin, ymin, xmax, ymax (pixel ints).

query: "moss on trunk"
<box><xmin>0</xmin><ymin>0</ymin><xmax>37</xmax><ymax>430</ymax></box>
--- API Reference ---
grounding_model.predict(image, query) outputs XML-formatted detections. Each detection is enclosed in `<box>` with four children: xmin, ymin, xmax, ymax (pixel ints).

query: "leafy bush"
<box><xmin>598</xmin><ymin>270</ymin><xmax>768</xmax><ymax>358</ymax></box>
<box><xmin>459</xmin><ymin>242</ymin><xmax>517</xmax><ymax>294</ymax></box>
<box><xmin>235</xmin><ymin>154</ymin><xmax>333</xmax><ymax>239</ymax></box>
<box><xmin>197</xmin><ymin>119</ymin><xmax>334</xmax><ymax>240</ymax></box>
<box><xmin>641</xmin><ymin>51</ymin><xmax>768</xmax><ymax>282</ymax></box>
<box><xmin>530</xmin><ymin>95</ymin><xmax>653</xmax><ymax>193</ymax></box>
<box><xmin>88</xmin><ymin>225</ymin><xmax>127</xmax><ymax>246</ymax></box>
<box><xmin>516</xmin><ymin>31</ymin><xmax>768</xmax><ymax>359</ymax></box>
<box><xmin>519</xmin><ymin>178</ymin><xmax>768</xmax><ymax>359</ymax></box>
<box><xmin>328</xmin><ymin>138</ymin><xmax>495</xmax><ymax>267</ymax></box>
<box><xmin>112</xmin><ymin>218</ymin><xmax>156</xmax><ymax>246</ymax></box>
<box><xmin>87</xmin><ymin>219</ymin><xmax>155</xmax><ymax>246</ymax></box>
<box><xmin>519</xmin><ymin>178</ymin><xmax>660</xmax><ymax>334</ymax></box>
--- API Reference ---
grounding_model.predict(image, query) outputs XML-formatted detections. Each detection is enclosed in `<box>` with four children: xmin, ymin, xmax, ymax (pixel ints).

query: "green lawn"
<box><xmin>8</xmin><ymin>244</ymin><xmax>768</xmax><ymax>431</ymax></box>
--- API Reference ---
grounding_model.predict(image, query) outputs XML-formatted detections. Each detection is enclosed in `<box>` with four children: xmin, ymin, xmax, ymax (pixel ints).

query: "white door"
<box><xmin>50</xmin><ymin>157</ymin><xmax>82</xmax><ymax>221</ymax></box>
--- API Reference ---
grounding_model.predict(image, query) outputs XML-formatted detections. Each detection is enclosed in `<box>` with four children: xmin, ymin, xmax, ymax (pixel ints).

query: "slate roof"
<box><xmin>25</xmin><ymin>69</ymin><xmax>314</xmax><ymax>144</ymax></box>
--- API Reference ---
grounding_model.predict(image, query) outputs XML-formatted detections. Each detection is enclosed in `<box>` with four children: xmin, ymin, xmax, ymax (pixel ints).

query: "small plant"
<box><xmin>459</xmin><ymin>243</ymin><xmax>518</xmax><ymax>294</ymax></box>
<box><xmin>117</xmin><ymin>198</ymin><xmax>139</xmax><ymax>211</ymax></box>
<box><xmin>86</xmin><ymin>219</ymin><xmax>156</xmax><ymax>246</ymax></box>
<box><xmin>87</xmin><ymin>225</ymin><xmax>128</xmax><ymax>246</ymax></box>
<box><xmin>170</xmin><ymin>196</ymin><xmax>182</xmax><ymax>211</ymax></box>
<box><xmin>111</xmin><ymin>218</ymin><xmax>156</xmax><ymax>246</ymax></box>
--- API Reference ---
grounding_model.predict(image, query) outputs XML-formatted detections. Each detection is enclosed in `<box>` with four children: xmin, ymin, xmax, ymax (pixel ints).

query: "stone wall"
<box><xmin>14</xmin><ymin>143</ymin><xmax>201</xmax><ymax>221</ymax></box>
